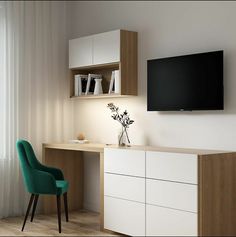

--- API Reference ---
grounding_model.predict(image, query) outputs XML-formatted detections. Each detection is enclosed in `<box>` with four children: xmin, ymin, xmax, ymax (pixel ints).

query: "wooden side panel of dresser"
<box><xmin>198</xmin><ymin>152</ymin><xmax>236</xmax><ymax>236</ymax></box>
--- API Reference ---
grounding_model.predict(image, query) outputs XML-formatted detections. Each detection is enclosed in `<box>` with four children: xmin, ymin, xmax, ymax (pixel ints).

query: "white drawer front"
<box><xmin>146</xmin><ymin>204</ymin><xmax>197</xmax><ymax>236</ymax></box>
<box><xmin>146</xmin><ymin>179</ymin><xmax>197</xmax><ymax>212</ymax></box>
<box><xmin>105</xmin><ymin>173</ymin><xmax>145</xmax><ymax>203</ymax></box>
<box><xmin>146</xmin><ymin>151</ymin><xmax>198</xmax><ymax>184</ymax></box>
<box><xmin>104</xmin><ymin>196</ymin><xmax>145</xmax><ymax>236</ymax></box>
<box><xmin>104</xmin><ymin>148</ymin><xmax>145</xmax><ymax>177</ymax></box>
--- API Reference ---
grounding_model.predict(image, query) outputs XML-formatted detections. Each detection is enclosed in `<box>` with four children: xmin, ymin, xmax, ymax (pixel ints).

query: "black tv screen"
<box><xmin>147</xmin><ymin>51</ymin><xmax>224</xmax><ymax>111</ymax></box>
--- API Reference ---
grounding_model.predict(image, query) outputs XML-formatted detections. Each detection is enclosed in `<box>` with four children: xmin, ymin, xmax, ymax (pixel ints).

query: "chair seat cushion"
<box><xmin>56</xmin><ymin>180</ymin><xmax>69</xmax><ymax>195</ymax></box>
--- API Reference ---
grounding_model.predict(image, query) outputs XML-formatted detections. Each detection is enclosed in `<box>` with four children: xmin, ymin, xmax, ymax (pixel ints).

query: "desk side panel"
<box><xmin>42</xmin><ymin>147</ymin><xmax>84</xmax><ymax>214</ymax></box>
<box><xmin>100</xmin><ymin>152</ymin><xmax>104</xmax><ymax>230</ymax></box>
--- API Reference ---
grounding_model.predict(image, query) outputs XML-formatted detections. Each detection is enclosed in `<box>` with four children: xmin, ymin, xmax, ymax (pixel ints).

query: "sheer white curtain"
<box><xmin>0</xmin><ymin>1</ymin><xmax>73</xmax><ymax>217</ymax></box>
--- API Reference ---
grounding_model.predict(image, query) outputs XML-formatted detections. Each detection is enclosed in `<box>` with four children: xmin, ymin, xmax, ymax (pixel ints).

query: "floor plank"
<box><xmin>0</xmin><ymin>210</ymin><xmax>118</xmax><ymax>236</ymax></box>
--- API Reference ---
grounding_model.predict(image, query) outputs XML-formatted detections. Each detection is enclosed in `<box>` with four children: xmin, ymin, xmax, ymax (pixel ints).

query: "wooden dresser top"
<box><xmin>43</xmin><ymin>143</ymin><xmax>232</xmax><ymax>155</ymax></box>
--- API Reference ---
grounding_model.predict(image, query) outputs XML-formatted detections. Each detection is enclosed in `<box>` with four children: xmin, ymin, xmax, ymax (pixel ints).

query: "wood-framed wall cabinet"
<box><xmin>69</xmin><ymin>29</ymin><xmax>137</xmax><ymax>99</ymax></box>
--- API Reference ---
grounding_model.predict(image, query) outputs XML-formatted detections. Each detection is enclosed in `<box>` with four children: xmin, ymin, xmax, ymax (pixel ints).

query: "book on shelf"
<box><xmin>74</xmin><ymin>75</ymin><xmax>79</xmax><ymax>96</ymax></box>
<box><xmin>81</xmin><ymin>76</ymin><xmax>88</xmax><ymax>95</ymax></box>
<box><xmin>108</xmin><ymin>71</ymin><xmax>115</xmax><ymax>94</ymax></box>
<box><xmin>108</xmin><ymin>70</ymin><xmax>120</xmax><ymax>94</ymax></box>
<box><xmin>74</xmin><ymin>74</ymin><xmax>88</xmax><ymax>96</ymax></box>
<box><xmin>85</xmin><ymin>74</ymin><xmax>102</xmax><ymax>95</ymax></box>
<box><xmin>114</xmin><ymin>70</ymin><xmax>120</xmax><ymax>94</ymax></box>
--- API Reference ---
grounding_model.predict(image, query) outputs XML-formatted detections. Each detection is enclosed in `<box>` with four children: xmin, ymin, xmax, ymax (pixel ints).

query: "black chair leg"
<box><xmin>22</xmin><ymin>194</ymin><xmax>34</xmax><ymax>231</ymax></box>
<box><xmin>31</xmin><ymin>194</ymin><xmax>39</xmax><ymax>222</ymax></box>
<box><xmin>63</xmin><ymin>192</ymin><xmax>69</xmax><ymax>222</ymax></box>
<box><xmin>56</xmin><ymin>195</ymin><xmax>61</xmax><ymax>233</ymax></box>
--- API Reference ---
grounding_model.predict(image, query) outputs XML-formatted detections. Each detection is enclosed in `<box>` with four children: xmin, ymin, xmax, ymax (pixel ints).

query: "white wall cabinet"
<box><xmin>69</xmin><ymin>36</ymin><xmax>93</xmax><ymax>68</ymax></box>
<box><xmin>93</xmin><ymin>30</ymin><xmax>120</xmax><ymax>65</ymax></box>
<box><xmin>69</xmin><ymin>30</ymin><xmax>120</xmax><ymax>69</ymax></box>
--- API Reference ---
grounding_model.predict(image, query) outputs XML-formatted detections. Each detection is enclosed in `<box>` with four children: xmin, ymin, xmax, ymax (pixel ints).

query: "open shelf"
<box><xmin>70</xmin><ymin>63</ymin><xmax>120</xmax><ymax>98</ymax></box>
<box><xmin>70</xmin><ymin>93</ymin><xmax>134</xmax><ymax>99</ymax></box>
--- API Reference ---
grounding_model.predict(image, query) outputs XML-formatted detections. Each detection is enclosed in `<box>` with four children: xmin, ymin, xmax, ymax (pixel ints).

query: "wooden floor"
<box><xmin>0</xmin><ymin>210</ymin><xmax>118</xmax><ymax>236</ymax></box>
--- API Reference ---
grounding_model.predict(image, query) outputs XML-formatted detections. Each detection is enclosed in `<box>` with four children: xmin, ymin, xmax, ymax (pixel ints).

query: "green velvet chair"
<box><xmin>16</xmin><ymin>140</ymin><xmax>69</xmax><ymax>233</ymax></box>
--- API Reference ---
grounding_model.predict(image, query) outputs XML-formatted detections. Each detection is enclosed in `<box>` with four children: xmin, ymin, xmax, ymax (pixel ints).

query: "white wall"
<box><xmin>68</xmin><ymin>1</ymin><xmax>236</xmax><ymax>211</ymax></box>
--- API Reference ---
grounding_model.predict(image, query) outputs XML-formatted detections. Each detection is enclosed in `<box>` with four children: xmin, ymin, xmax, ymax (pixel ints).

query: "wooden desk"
<box><xmin>43</xmin><ymin>143</ymin><xmax>236</xmax><ymax>235</ymax></box>
<box><xmin>42</xmin><ymin>143</ymin><xmax>106</xmax><ymax>230</ymax></box>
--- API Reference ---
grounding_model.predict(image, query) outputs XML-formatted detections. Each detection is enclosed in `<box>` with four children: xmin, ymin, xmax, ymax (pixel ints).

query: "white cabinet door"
<box><xmin>146</xmin><ymin>204</ymin><xmax>197</xmax><ymax>236</ymax></box>
<box><xmin>105</xmin><ymin>196</ymin><xmax>145</xmax><ymax>236</ymax></box>
<box><xmin>105</xmin><ymin>173</ymin><xmax>145</xmax><ymax>203</ymax></box>
<box><xmin>69</xmin><ymin>36</ymin><xmax>93</xmax><ymax>68</ymax></box>
<box><xmin>104</xmin><ymin>148</ymin><xmax>145</xmax><ymax>177</ymax></box>
<box><xmin>146</xmin><ymin>179</ymin><xmax>197</xmax><ymax>212</ymax></box>
<box><xmin>93</xmin><ymin>30</ymin><xmax>120</xmax><ymax>65</ymax></box>
<box><xmin>146</xmin><ymin>151</ymin><xmax>198</xmax><ymax>184</ymax></box>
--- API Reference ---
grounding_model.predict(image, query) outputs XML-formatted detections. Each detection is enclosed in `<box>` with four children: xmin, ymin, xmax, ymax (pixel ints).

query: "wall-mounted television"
<box><xmin>147</xmin><ymin>50</ymin><xmax>224</xmax><ymax>111</ymax></box>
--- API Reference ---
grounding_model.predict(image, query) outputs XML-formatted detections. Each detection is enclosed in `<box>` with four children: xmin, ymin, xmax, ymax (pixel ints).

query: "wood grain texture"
<box><xmin>42</xmin><ymin>148</ymin><xmax>84</xmax><ymax>214</ymax></box>
<box><xmin>198</xmin><ymin>152</ymin><xmax>236</xmax><ymax>236</ymax></box>
<box><xmin>71</xmin><ymin>94</ymin><xmax>134</xmax><ymax>99</ymax></box>
<box><xmin>120</xmin><ymin>30</ymin><xmax>138</xmax><ymax>96</ymax></box>
<box><xmin>43</xmin><ymin>143</ymin><xmax>105</xmax><ymax>153</ymax></box>
<box><xmin>71</xmin><ymin>62</ymin><xmax>120</xmax><ymax>70</ymax></box>
<box><xmin>0</xmin><ymin>210</ymin><xmax>117</xmax><ymax>236</ymax></box>
<box><xmin>42</xmin><ymin>144</ymin><xmax>106</xmax><ymax>230</ymax></box>
<box><xmin>100</xmin><ymin>152</ymin><xmax>104</xmax><ymax>230</ymax></box>
<box><xmin>145</xmin><ymin>145</ymin><xmax>230</xmax><ymax>155</ymax></box>
<box><xmin>69</xmin><ymin>69</ymin><xmax>74</xmax><ymax>98</ymax></box>
<box><xmin>43</xmin><ymin>143</ymin><xmax>229</xmax><ymax>155</ymax></box>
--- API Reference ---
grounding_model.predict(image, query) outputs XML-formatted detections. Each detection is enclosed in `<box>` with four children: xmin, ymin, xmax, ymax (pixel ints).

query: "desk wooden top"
<box><xmin>43</xmin><ymin>142</ymin><xmax>232</xmax><ymax>155</ymax></box>
<box><xmin>43</xmin><ymin>143</ymin><xmax>105</xmax><ymax>153</ymax></box>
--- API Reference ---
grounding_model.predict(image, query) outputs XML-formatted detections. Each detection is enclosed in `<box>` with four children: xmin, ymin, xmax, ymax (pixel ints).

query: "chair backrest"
<box><xmin>16</xmin><ymin>140</ymin><xmax>41</xmax><ymax>193</ymax></box>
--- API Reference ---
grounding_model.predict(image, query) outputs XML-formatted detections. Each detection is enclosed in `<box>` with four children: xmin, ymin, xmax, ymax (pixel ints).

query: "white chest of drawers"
<box><xmin>104</xmin><ymin>146</ymin><xmax>236</xmax><ymax>236</ymax></box>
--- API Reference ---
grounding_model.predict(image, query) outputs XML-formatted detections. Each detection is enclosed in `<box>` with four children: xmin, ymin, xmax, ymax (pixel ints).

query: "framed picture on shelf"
<box><xmin>80</xmin><ymin>76</ymin><xmax>88</xmax><ymax>95</ymax></box>
<box><xmin>108</xmin><ymin>71</ymin><xmax>115</xmax><ymax>94</ymax></box>
<box><xmin>74</xmin><ymin>74</ymin><xmax>88</xmax><ymax>96</ymax></box>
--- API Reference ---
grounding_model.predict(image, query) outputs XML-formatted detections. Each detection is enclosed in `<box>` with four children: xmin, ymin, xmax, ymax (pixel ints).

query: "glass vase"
<box><xmin>118</xmin><ymin>126</ymin><xmax>130</xmax><ymax>146</ymax></box>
